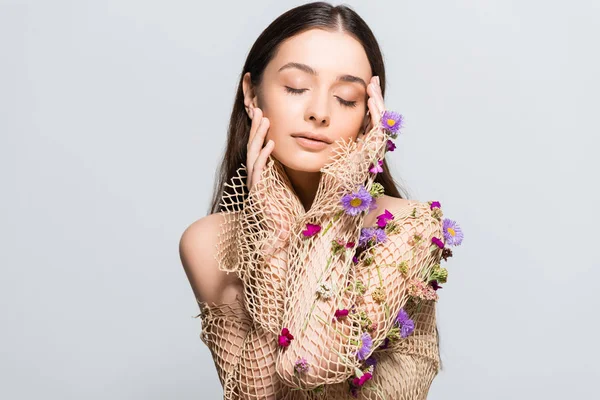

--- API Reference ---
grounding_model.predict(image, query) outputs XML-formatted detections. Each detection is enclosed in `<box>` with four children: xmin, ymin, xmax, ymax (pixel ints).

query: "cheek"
<box><xmin>335</xmin><ymin>113</ymin><xmax>365</xmax><ymax>142</ymax></box>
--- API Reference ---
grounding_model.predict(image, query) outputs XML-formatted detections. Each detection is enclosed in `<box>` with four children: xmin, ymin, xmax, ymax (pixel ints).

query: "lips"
<box><xmin>291</xmin><ymin>132</ymin><xmax>332</xmax><ymax>144</ymax></box>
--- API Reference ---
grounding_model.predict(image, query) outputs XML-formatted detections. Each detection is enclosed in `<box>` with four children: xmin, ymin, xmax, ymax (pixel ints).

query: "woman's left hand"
<box><xmin>358</xmin><ymin>75</ymin><xmax>386</xmax><ymax>144</ymax></box>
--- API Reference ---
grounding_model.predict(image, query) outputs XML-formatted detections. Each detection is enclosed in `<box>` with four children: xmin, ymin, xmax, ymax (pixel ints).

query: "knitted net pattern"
<box><xmin>194</xmin><ymin>118</ymin><xmax>457</xmax><ymax>399</ymax></box>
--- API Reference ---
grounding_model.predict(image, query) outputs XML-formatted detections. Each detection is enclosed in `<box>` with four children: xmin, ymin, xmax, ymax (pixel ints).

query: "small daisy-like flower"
<box><xmin>381</xmin><ymin>110</ymin><xmax>403</xmax><ymax>136</ymax></box>
<box><xmin>369</xmin><ymin>159</ymin><xmax>384</xmax><ymax>174</ymax></box>
<box><xmin>356</xmin><ymin>332</ymin><xmax>373</xmax><ymax>360</ymax></box>
<box><xmin>386</xmin><ymin>139</ymin><xmax>396</xmax><ymax>152</ymax></box>
<box><xmin>358</xmin><ymin>227</ymin><xmax>388</xmax><ymax>248</ymax></box>
<box><xmin>316</xmin><ymin>282</ymin><xmax>333</xmax><ymax>299</ymax></box>
<box><xmin>432</xmin><ymin>236</ymin><xmax>445</xmax><ymax>249</ymax></box>
<box><xmin>331</xmin><ymin>239</ymin><xmax>345</xmax><ymax>255</ymax></box>
<box><xmin>355</xmin><ymin>280</ymin><xmax>367</xmax><ymax>296</ymax></box>
<box><xmin>429</xmin><ymin>201</ymin><xmax>441</xmax><ymax>210</ymax></box>
<box><xmin>386</xmin><ymin>327</ymin><xmax>401</xmax><ymax>341</ymax></box>
<box><xmin>395</xmin><ymin>308</ymin><xmax>415</xmax><ymax>338</ymax></box>
<box><xmin>407</xmin><ymin>279</ymin><xmax>439</xmax><ymax>301</ymax></box>
<box><xmin>397</xmin><ymin>261</ymin><xmax>409</xmax><ymax>276</ymax></box>
<box><xmin>278</xmin><ymin>328</ymin><xmax>294</xmax><ymax>347</ymax></box>
<box><xmin>294</xmin><ymin>357</ymin><xmax>310</xmax><ymax>373</ymax></box>
<box><xmin>376</xmin><ymin>209</ymin><xmax>394</xmax><ymax>228</ymax></box>
<box><xmin>431</xmin><ymin>207</ymin><xmax>443</xmax><ymax>221</ymax></box>
<box><xmin>369</xmin><ymin>182</ymin><xmax>385</xmax><ymax>198</ymax></box>
<box><xmin>341</xmin><ymin>185</ymin><xmax>374</xmax><ymax>216</ymax></box>
<box><xmin>442</xmin><ymin>218</ymin><xmax>464</xmax><ymax>246</ymax></box>
<box><xmin>429</xmin><ymin>264</ymin><xmax>448</xmax><ymax>284</ymax></box>
<box><xmin>371</xmin><ymin>286</ymin><xmax>386</xmax><ymax>303</ymax></box>
<box><xmin>302</xmin><ymin>223</ymin><xmax>321</xmax><ymax>237</ymax></box>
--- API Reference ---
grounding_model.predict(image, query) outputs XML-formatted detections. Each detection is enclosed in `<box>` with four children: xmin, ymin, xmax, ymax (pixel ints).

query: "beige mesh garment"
<box><xmin>194</xmin><ymin>118</ymin><xmax>454</xmax><ymax>399</ymax></box>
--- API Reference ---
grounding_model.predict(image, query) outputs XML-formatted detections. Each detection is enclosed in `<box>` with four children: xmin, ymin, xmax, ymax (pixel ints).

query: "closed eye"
<box><xmin>284</xmin><ymin>86</ymin><xmax>357</xmax><ymax>108</ymax></box>
<box><xmin>284</xmin><ymin>86</ymin><xmax>307</xmax><ymax>95</ymax></box>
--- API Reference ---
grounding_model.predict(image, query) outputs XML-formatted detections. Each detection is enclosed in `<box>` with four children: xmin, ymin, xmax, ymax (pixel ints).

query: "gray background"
<box><xmin>1</xmin><ymin>0</ymin><xmax>598</xmax><ymax>399</ymax></box>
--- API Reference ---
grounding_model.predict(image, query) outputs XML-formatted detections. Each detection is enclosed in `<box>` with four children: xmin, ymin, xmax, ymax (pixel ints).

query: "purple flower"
<box><xmin>442</xmin><ymin>218</ymin><xmax>464</xmax><ymax>246</ymax></box>
<box><xmin>302</xmin><ymin>223</ymin><xmax>321</xmax><ymax>237</ymax></box>
<box><xmin>294</xmin><ymin>357</ymin><xmax>310</xmax><ymax>373</ymax></box>
<box><xmin>386</xmin><ymin>139</ymin><xmax>396</xmax><ymax>152</ymax></box>
<box><xmin>356</xmin><ymin>332</ymin><xmax>373</xmax><ymax>360</ymax></box>
<box><xmin>369</xmin><ymin>159</ymin><xmax>384</xmax><ymax>174</ymax></box>
<box><xmin>364</xmin><ymin>356</ymin><xmax>377</xmax><ymax>369</ymax></box>
<box><xmin>358</xmin><ymin>227</ymin><xmax>388</xmax><ymax>248</ymax></box>
<box><xmin>376</xmin><ymin>209</ymin><xmax>394</xmax><ymax>228</ymax></box>
<box><xmin>378</xmin><ymin>337</ymin><xmax>390</xmax><ymax>350</ymax></box>
<box><xmin>381</xmin><ymin>110</ymin><xmax>403</xmax><ymax>136</ymax></box>
<box><xmin>395</xmin><ymin>308</ymin><xmax>415</xmax><ymax>338</ymax></box>
<box><xmin>341</xmin><ymin>185</ymin><xmax>374</xmax><ymax>216</ymax></box>
<box><xmin>430</xmin><ymin>201</ymin><xmax>441</xmax><ymax>210</ymax></box>
<box><xmin>431</xmin><ymin>236</ymin><xmax>445</xmax><ymax>249</ymax></box>
<box><xmin>352</xmin><ymin>255</ymin><xmax>359</xmax><ymax>264</ymax></box>
<box><xmin>429</xmin><ymin>280</ymin><xmax>443</xmax><ymax>291</ymax></box>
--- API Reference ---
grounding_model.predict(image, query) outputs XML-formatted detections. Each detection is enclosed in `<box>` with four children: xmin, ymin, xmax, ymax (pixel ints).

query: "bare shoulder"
<box><xmin>179</xmin><ymin>212</ymin><xmax>242</xmax><ymax>306</ymax></box>
<box><xmin>364</xmin><ymin>195</ymin><xmax>422</xmax><ymax>227</ymax></box>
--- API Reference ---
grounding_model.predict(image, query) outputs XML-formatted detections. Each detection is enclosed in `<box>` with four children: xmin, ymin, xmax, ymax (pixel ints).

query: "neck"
<box><xmin>282</xmin><ymin>166</ymin><xmax>322</xmax><ymax>212</ymax></box>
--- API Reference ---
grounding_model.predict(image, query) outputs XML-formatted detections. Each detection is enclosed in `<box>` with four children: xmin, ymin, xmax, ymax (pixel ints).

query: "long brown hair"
<box><xmin>208</xmin><ymin>1</ymin><xmax>410</xmax><ymax>215</ymax></box>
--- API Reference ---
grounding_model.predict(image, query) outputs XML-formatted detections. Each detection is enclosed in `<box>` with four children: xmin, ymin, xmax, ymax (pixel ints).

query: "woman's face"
<box><xmin>244</xmin><ymin>28</ymin><xmax>372</xmax><ymax>173</ymax></box>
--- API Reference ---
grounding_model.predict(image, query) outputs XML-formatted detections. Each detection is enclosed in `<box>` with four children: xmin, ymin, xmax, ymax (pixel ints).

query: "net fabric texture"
<box><xmin>194</xmin><ymin>120</ymin><xmax>453</xmax><ymax>399</ymax></box>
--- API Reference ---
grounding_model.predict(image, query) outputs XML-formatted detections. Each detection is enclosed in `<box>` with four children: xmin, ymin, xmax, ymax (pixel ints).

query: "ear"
<box><xmin>242</xmin><ymin>72</ymin><xmax>258</xmax><ymax>117</ymax></box>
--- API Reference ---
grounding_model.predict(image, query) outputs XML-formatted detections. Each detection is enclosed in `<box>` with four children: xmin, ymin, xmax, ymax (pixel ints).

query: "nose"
<box><xmin>305</xmin><ymin>95</ymin><xmax>330</xmax><ymax>127</ymax></box>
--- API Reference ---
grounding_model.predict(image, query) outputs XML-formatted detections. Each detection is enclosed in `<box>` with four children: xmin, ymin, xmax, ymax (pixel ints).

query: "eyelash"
<box><xmin>284</xmin><ymin>86</ymin><xmax>357</xmax><ymax>108</ymax></box>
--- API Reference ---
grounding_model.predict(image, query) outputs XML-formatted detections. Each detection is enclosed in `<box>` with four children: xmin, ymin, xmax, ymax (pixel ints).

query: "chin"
<box><xmin>273</xmin><ymin>151</ymin><xmax>328</xmax><ymax>173</ymax></box>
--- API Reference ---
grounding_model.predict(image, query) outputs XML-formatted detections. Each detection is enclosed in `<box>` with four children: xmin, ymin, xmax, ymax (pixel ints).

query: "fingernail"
<box><xmin>376</xmin><ymin>76</ymin><xmax>380</xmax><ymax>85</ymax></box>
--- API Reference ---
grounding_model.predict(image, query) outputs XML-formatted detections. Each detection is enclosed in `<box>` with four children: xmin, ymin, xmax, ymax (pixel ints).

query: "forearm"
<box><xmin>196</xmin><ymin>295</ymin><xmax>252</xmax><ymax>389</ymax></box>
<box><xmin>276</xmin><ymin>214</ymin><xmax>363</xmax><ymax>388</ymax></box>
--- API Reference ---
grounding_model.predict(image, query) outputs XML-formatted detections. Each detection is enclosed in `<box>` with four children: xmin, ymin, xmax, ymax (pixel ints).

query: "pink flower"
<box><xmin>376</xmin><ymin>209</ymin><xmax>394</xmax><ymax>228</ymax></box>
<box><xmin>430</xmin><ymin>201</ymin><xmax>441</xmax><ymax>210</ymax></box>
<box><xmin>369</xmin><ymin>159</ymin><xmax>384</xmax><ymax>174</ymax></box>
<box><xmin>278</xmin><ymin>328</ymin><xmax>294</xmax><ymax>347</ymax></box>
<box><xmin>352</xmin><ymin>372</ymin><xmax>373</xmax><ymax>387</ymax></box>
<box><xmin>333</xmin><ymin>309</ymin><xmax>349</xmax><ymax>321</ymax></box>
<box><xmin>345</xmin><ymin>241</ymin><xmax>356</xmax><ymax>249</ymax></box>
<box><xmin>386</xmin><ymin>139</ymin><xmax>396</xmax><ymax>152</ymax></box>
<box><xmin>432</xmin><ymin>237</ymin><xmax>445</xmax><ymax>249</ymax></box>
<box><xmin>302</xmin><ymin>223</ymin><xmax>321</xmax><ymax>237</ymax></box>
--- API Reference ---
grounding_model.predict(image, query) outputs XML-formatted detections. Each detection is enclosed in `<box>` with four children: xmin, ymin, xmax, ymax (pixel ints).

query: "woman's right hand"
<box><xmin>245</xmin><ymin>107</ymin><xmax>302</xmax><ymax>245</ymax></box>
<box><xmin>246</xmin><ymin>107</ymin><xmax>275</xmax><ymax>193</ymax></box>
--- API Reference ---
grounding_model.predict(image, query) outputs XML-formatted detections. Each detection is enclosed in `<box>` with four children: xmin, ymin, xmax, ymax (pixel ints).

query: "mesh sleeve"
<box><xmin>275</xmin><ymin>201</ymin><xmax>444</xmax><ymax>389</ymax></box>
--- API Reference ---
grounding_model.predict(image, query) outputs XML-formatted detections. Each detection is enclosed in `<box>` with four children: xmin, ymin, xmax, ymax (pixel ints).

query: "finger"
<box><xmin>371</xmin><ymin>77</ymin><xmax>385</xmax><ymax>112</ymax></box>
<box><xmin>248</xmin><ymin>107</ymin><xmax>263</xmax><ymax>144</ymax></box>
<box><xmin>367</xmin><ymin>97</ymin><xmax>380</xmax><ymax>131</ymax></box>
<box><xmin>247</xmin><ymin>117</ymin><xmax>270</xmax><ymax>173</ymax></box>
<box><xmin>251</xmin><ymin>139</ymin><xmax>275</xmax><ymax>191</ymax></box>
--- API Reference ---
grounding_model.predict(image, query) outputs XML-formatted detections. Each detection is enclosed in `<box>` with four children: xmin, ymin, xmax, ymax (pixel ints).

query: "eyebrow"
<box><xmin>278</xmin><ymin>62</ymin><xmax>367</xmax><ymax>89</ymax></box>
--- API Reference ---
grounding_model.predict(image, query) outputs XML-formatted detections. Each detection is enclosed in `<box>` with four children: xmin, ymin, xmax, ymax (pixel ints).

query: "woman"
<box><xmin>179</xmin><ymin>2</ymin><xmax>462</xmax><ymax>399</ymax></box>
